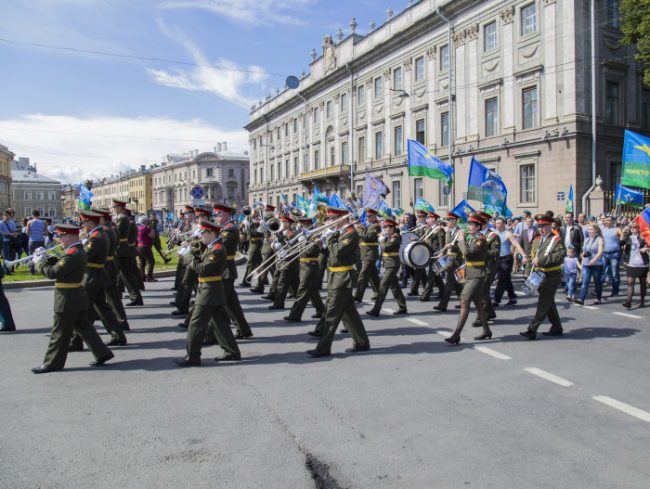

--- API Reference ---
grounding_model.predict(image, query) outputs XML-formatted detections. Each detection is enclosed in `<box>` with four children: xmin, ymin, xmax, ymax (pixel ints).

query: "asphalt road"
<box><xmin>1</xmin><ymin>268</ymin><xmax>648</xmax><ymax>489</ymax></box>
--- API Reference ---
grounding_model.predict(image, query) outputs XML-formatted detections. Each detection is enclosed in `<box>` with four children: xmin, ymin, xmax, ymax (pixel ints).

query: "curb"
<box><xmin>4</xmin><ymin>268</ymin><xmax>177</xmax><ymax>290</ymax></box>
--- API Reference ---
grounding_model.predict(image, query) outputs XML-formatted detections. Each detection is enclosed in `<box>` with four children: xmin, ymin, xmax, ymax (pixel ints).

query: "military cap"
<box><xmin>54</xmin><ymin>223</ymin><xmax>81</xmax><ymax>235</ymax></box>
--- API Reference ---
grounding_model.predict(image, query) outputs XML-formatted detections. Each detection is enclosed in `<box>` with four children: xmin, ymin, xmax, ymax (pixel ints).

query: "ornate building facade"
<box><xmin>11</xmin><ymin>158</ymin><xmax>62</xmax><ymax>219</ymax></box>
<box><xmin>150</xmin><ymin>145</ymin><xmax>250</xmax><ymax>215</ymax></box>
<box><xmin>246</xmin><ymin>0</ymin><xmax>643</xmax><ymax>214</ymax></box>
<box><xmin>0</xmin><ymin>144</ymin><xmax>13</xmax><ymax>210</ymax></box>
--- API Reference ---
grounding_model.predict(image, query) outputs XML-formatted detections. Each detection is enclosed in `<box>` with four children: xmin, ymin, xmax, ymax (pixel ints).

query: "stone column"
<box><xmin>543</xmin><ymin>0</ymin><xmax>558</xmax><ymax>122</ymax></box>
<box><xmin>501</xmin><ymin>7</ymin><xmax>515</xmax><ymax>136</ymax></box>
<box><xmin>454</xmin><ymin>30</ymin><xmax>466</xmax><ymax>140</ymax></box>
<box><xmin>466</xmin><ymin>24</ymin><xmax>479</xmax><ymax>141</ymax></box>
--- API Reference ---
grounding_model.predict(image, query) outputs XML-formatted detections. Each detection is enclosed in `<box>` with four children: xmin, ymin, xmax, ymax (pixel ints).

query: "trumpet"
<box><xmin>5</xmin><ymin>244</ymin><xmax>63</xmax><ymax>267</ymax></box>
<box><xmin>261</xmin><ymin>217</ymin><xmax>281</xmax><ymax>234</ymax></box>
<box><xmin>241</xmin><ymin>205</ymin><xmax>253</xmax><ymax>216</ymax></box>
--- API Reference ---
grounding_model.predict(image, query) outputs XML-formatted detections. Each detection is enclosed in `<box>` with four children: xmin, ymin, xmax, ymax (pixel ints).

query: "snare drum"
<box><xmin>521</xmin><ymin>270</ymin><xmax>545</xmax><ymax>295</ymax></box>
<box><xmin>432</xmin><ymin>255</ymin><xmax>453</xmax><ymax>274</ymax></box>
<box><xmin>402</xmin><ymin>241</ymin><xmax>432</xmax><ymax>269</ymax></box>
<box><xmin>453</xmin><ymin>265</ymin><xmax>466</xmax><ymax>284</ymax></box>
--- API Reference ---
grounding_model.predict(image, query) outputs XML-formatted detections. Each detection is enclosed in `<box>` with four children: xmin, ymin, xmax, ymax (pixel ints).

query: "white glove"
<box><xmin>272</xmin><ymin>241</ymin><xmax>282</xmax><ymax>251</ymax></box>
<box><xmin>278</xmin><ymin>249</ymin><xmax>288</xmax><ymax>260</ymax></box>
<box><xmin>32</xmin><ymin>253</ymin><xmax>46</xmax><ymax>269</ymax></box>
<box><xmin>178</xmin><ymin>246</ymin><xmax>191</xmax><ymax>257</ymax></box>
<box><xmin>298</xmin><ymin>234</ymin><xmax>306</xmax><ymax>243</ymax></box>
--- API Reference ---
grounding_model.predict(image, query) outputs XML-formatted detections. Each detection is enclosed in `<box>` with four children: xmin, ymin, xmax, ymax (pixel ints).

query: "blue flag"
<box><xmin>467</xmin><ymin>157</ymin><xmax>507</xmax><ymax>210</ymax></box>
<box><xmin>328</xmin><ymin>193</ymin><xmax>348</xmax><ymax>210</ymax></box>
<box><xmin>295</xmin><ymin>194</ymin><xmax>309</xmax><ymax>210</ymax></box>
<box><xmin>78</xmin><ymin>182</ymin><xmax>93</xmax><ymax>211</ymax></box>
<box><xmin>407</xmin><ymin>140</ymin><xmax>454</xmax><ymax>183</ymax></box>
<box><xmin>565</xmin><ymin>184</ymin><xmax>575</xmax><ymax>214</ymax></box>
<box><xmin>362</xmin><ymin>173</ymin><xmax>389</xmax><ymax>209</ymax></box>
<box><xmin>414</xmin><ymin>198</ymin><xmax>435</xmax><ymax>213</ymax></box>
<box><xmin>451</xmin><ymin>200</ymin><xmax>476</xmax><ymax>223</ymax></box>
<box><xmin>377</xmin><ymin>199</ymin><xmax>391</xmax><ymax>219</ymax></box>
<box><xmin>313</xmin><ymin>186</ymin><xmax>328</xmax><ymax>204</ymax></box>
<box><xmin>615</xmin><ymin>183</ymin><xmax>644</xmax><ymax>208</ymax></box>
<box><xmin>622</xmin><ymin>129</ymin><xmax>650</xmax><ymax>189</ymax></box>
<box><xmin>307</xmin><ymin>199</ymin><xmax>319</xmax><ymax>218</ymax></box>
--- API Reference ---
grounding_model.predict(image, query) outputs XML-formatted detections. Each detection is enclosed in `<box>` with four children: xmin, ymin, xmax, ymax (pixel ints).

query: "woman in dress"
<box><xmin>621</xmin><ymin>222</ymin><xmax>648</xmax><ymax>309</ymax></box>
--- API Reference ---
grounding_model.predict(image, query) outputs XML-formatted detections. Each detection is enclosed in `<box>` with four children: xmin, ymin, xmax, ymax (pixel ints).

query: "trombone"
<box><xmin>5</xmin><ymin>244</ymin><xmax>63</xmax><ymax>268</ymax></box>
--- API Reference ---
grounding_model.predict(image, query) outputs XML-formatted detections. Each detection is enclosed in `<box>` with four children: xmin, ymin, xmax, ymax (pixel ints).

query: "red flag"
<box><xmin>634</xmin><ymin>207</ymin><xmax>650</xmax><ymax>246</ymax></box>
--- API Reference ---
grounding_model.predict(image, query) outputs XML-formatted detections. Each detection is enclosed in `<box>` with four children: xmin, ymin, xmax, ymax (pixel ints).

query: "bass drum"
<box><xmin>399</xmin><ymin>231</ymin><xmax>420</xmax><ymax>257</ymax></box>
<box><xmin>401</xmin><ymin>241</ymin><xmax>433</xmax><ymax>269</ymax></box>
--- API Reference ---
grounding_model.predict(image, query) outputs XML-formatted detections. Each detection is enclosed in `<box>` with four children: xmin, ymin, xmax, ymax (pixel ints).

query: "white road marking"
<box><xmin>436</xmin><ymin>330</ymin><xmax>451</xmax><ymax>338</ymax></box>
<box><xmin>473</xmin><ymin>346</ymin><xmax>511</xmax><ymax>360</ymax></box>
<box><xmin>593</xmin><ymin>396</ymin><xmax>650</xmax><ymax>423</ymax></box>
<box><xmin>613</xmin><ymin>312</ymin><xmax>642</xmax><ymax>319</ymax></box>
<box><xmin>382</xmin><ymin>308</ymin><xmax>395</xmax><ymax>314</ymax></box>
<box><xmin>583</xmin><ymin>306</ymin><xmax>599</xmax><ymax>310</ymax></box>
<box><xmin>524</xmin><ymin>367</ymin><xmax>574</xmax><ymax>387</ymax></box>
<box><xmin>407</xmin><ymin>318</ymin><xmax>428</xmax><ymax>326</ymax></box>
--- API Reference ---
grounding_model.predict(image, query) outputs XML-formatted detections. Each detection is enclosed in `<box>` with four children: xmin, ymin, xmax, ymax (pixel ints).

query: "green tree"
<box><xmin>621</xmin><ymin>0</ymin><xmax>650</xmax><ymax>85</ymax></box>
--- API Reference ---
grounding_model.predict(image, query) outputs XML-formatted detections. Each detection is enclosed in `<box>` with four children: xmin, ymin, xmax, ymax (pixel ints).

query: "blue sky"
<box><xmin>0</xmin><ymin>0</ymin><xmax>400</xmax><ymax>182</ymax></box>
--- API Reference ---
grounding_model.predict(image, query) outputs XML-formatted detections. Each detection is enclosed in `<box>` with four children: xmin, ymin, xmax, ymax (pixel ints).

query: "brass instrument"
<box><xmin>5</xmin><ymin>244</ymin><xmax>63</xmax><ymax>268</ymax></box>
<box><xmin>261</xmin><ymin>217</ymin><xmax>281</xmax><ymax>234</ymax></box>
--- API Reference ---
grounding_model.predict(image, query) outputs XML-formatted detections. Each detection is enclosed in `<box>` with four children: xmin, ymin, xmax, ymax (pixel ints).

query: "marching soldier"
<box><xmin>472</xmin><ymin>211</ymin><xmax>499</xmax><ymax>327</ymax></box>
<box><xmin>354</xmin><ymin>208</ymin><xmax>381</xmax><ymax>303</ymax></box>
<box><xmin>520</xmin><ymin>212</ymin><xmax>566</xmax><ymax>340</ymax></box>
<box><xmin>126</xmin><ymin>209</ymin><xmax>144</xmax><ymax>293</ymax></box>
<box><xmin>366</xmin><ymin>218</ymin><xmax>407</xmax><ymax>317</ymax></box>
<box><xmin>213</xmin><ymin>203</ymin><xmax>253</xmax><ymax>339</ymax></box>
<box><xmin>269</xmin><ymin>215</ymin><xmax>300</xmax><ymax>310</ymax></box>
<box><xmin>174</xmin><ymin>221</ymin><xmax>241</xmax><ymax>367</ymax></box>
<box><xmin>250</xmin><ymin>204</ymin><xmax>276</xmax><ymax>293</ymax></box>
<box><xmin>420</xmin><ymin>211</ymin><xmax>446</xmax><ymax>302</ymax></box>
<box><xmin>241</xmin><ymin>213</ymin><xmax>263</xmax><ymax>287</ymax></box>
<box><xmin>307</xmin><ymin>207</ymin><xmax>369</xmax><ymax>357</ymax></box>
<box><xmin>113</xmin><ymin>199</ymin><xmax>143</xmax><ymax>306</ymax></box>
<box><xmin>408</xmin><ymin>210</ymin><xmax>429</xmax><ymax>296</ymax></box>
<box><xmin>173</xmin><ymin>206</ymin><xmax>195</xmax><ymax>291</ymax></box>
<box><xmin>434</xmin><ymin>212</ymin><xmax>464</xmax><ymax>312</ymax></box>
<box><xmin>31</xmin><ymin>224</ymin><xmax>114</xmax><ymax>373</ymax></box>
<box><xmin>445</xmin><ymin>213</ymin><xmax>492</xmax><ymax>345</ymax></box>
<box><xmin>283</xmin><ymin>216</ymin><xmax>325</xmax><ymax>322</ymax></box>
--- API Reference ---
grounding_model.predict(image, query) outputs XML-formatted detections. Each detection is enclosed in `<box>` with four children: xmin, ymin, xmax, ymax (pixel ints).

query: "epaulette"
<box><xmin>552</xmin><ymin>235</ymin><xmax>560</xmax><ymax>241</ymax></box>
<box><xmin>345</xmin><ymin>227</ymin><xmax>354</xmax><ymax>234</ymax></box>
<box><xmin>477</xmin><ymin>234</ymin><xmax>486</xmax><ymax>240</ymax></box>
<box><xmin>534</xmin><ymin>236</ymin><xmax>542</xmax><ymax>240</ymax></box>
<box><xmin>91</xmin><ymin>230</ymin><xmax>99</xmax><ymax>238</ymax></box>
<box><xmin>213</xmin><ymin>243</ymin><xmax>222</xmax><ymax>251</ymax></box>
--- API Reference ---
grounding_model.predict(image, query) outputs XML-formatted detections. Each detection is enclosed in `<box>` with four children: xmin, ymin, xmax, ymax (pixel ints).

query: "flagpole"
<box><xmin>614</xmin><ymin>177</ymin><xmax>622</xmax><ymax>217</ymax></box>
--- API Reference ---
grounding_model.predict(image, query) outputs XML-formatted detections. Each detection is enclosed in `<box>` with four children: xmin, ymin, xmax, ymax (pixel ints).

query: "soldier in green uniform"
<box><xmin>408</xmin><ymin>210</ymin><xmax>429</xmax><ymax>296</ymax></box>
<box><xmin>283</xmin><ymin>217</ymin><xmax>325</xmax><ymax>322</ymax></box>
<box><xmin>420</xmin><ymin>211</ymin><xmax>446</xmax><ymax>301</ymax></box>
<box><xmin>445</xmin><ymin>213</ymin><xmax>492</xmax><ymax>344</ymax></box>
<box><xmin>126</xmin><ymin>208</ymin><xmax>145</xmax><ymax>293</ymax></box>
<box><xmin>70</xmin><ymin>210</ymin><xmax>128</xmax><ymax>348</ymax></box>
<box><xmin>31</xmin><ymin>224</ymin><xmax>114</xmax><ymax>373</ymax></box>
<box><xmin>250</xmin><ymin>204</ymin><xmax>276</xmax><ymax>293</ymax></box>
<box><xmin>173</xmin><ymin>207</ymin><xmax>195</xmax><ymax>291</ymax></box>
<box><xmin>307</xmin><ymin>207</ymin><xmax>369</xmax><ymax>357</ymax></box>
<box><xmin>174</xmin><ymin>221</ymin><xmax>241</xmax><ymax>367</ymax></box>
<box><xmin>434</xmin><ymin>212</ymin><xmax>464</xmax><ymax>312</ymax></box>
<box><xmin>92</xmin><ymin>207</ymin><xmax>130</xmax><ymax>332</ymax></box>
<box><xmin>520</xmin><ymin>212</ymin><xmax>566</xmax><ymax>340</ymax></box>
<box><xmin>354</xmin><ymin>208</ymin><xmax>381</xmax><ymax>303</ymax></box>
<box><xmin>269</xmin><ymin>216</ymin><xmax>300</xmax><ymax>309</ymax></box>
<box><xmin>213</xmin><ymin>203</ymin><xmax>253</xmax><ymax>339</ymax></box>
<box><xmin>472</xmin><ymin>211</ymin><xmax>499</xmax><ymax>327</ymax></box>
<box><xmin>367</xmin><ymin>218</ymin><xmax>407</xmax><ymax>317</ymax></box>
<box><xmin>241</xmin><ymin>213</ymin><xmax>263</xmax><ymax>287</ymax></box>
<box><xmin>112</xmin><ymin>200</ymin><xmax>143</xmax><ymax>306</ymax></box>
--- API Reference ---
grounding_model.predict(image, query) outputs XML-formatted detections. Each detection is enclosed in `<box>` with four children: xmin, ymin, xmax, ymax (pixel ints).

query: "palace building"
<box><xmin>245</xmin><ymin>0</ymin><xmax>643</xmax><ymax>215</ymax></box>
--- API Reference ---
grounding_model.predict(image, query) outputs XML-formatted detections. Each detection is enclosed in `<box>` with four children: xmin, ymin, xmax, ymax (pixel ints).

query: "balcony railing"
<box><xmin>298</xmin><ymin>164</ymin><xmax>351</xmax><ymax>182</ymax></box>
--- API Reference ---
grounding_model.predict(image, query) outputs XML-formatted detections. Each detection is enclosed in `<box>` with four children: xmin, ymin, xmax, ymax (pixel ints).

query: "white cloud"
<box><xmin>0</xmin><ymin>114</ymin><xmax>248</xmax><ymax>184</ymax></box>
<box><xmin>158</xmin><ymin>0</ymin><xmax>315</xmax><ymax>26</ymax></box>
<box><xmin>148</xmin><ymin>20</ymin><xmax>269</xmax><ymax>108</ymax></box>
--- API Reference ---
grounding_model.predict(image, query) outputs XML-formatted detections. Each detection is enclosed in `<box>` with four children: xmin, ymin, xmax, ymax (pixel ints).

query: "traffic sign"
<box><xmin>190</xmin><ymin>185</ymin><xmax>205</xmax><ymax>199</ymax></box>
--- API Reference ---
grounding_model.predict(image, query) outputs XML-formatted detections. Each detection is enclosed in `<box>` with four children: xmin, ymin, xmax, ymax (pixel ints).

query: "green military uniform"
<box><xmin>77</xmin><ymin>225</ymin><xmax>127</xmax><ymax>346</ymax></box>
<box><xmin>35</xmin><ymin>241</ymin><xmax>113</xmax><ymax>371</ymax></box>
<box><xmin>478</xmin><ymin>229</ymin><xmax>500</xmax><ymax>322</ymax></box>
<box><xmin>285</xmin><ymin>237</ymin><xmax>325</xmax><ymax>321</ymax></box>
<box><xmin>220</xmin><ymin>222</ymin><xmax>253</xmax><ymax>338</ymax></box>
<box><xmin>435</xmin><ymin>226</ymin><xmax>463</xmax><ymax>311</ymax></box>
<box><xmin>174</xmin><ymin>217</ymin><xmax>192</xmax><ymax>289</ymax></box>
<box><xmin>368</xmin><ymin>230</ymin><xmax>407</xmax><ymax>315</ymax></box>
<box><xmin>310</xmin><ymin>224</ymin><xmax>369</xmax><ymax>356</ymax></box>
<box><xmin>354</xmin><ymin>221</ymin><xmax>381</xmax><ymax>302</ymax></box>
<box><xmin>182</xmin><ymin>238</ymin><xmax>241</xmax><ymax>364</ymax></box>
<box><xmin>128</xmin><ymin>217</ymin><xmax>144</xmax><ymax>291</ymax></box>
<box><xmin>521</xmin><ymin>233</ymin><xmax>565</xmax><ymax>339</ymax></box>
<box><xmin>242</xmin><ymin>221</ymin><xmax>263</xmax><ymax>286</ymax></box>
<box><xmin>252</xmin><ymin>229</ymin><xmax>274</xmax><ymax>292</ymax></box>
<box><xmin>421</xmin><ymin>224</ymin><xmax>446</xmax><ymax>301</ymax></box>
<box><xmin>116</xmin><ymin>213</ymin><xmax>142</xmax><ymax>304</ymax></box>
<box><xmin>270</xmin><ymin>226</ymin><xmax>301</xmax><ymax>309</ymax></box>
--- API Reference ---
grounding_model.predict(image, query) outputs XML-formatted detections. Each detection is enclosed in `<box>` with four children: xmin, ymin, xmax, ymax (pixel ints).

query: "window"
<box><xmin>253</xmin><ymin>169</ymin><xmax>258</xmax><ymax>184</ymax></box>
<box><xmin>358</xmin><ymin>136</ymin><xmax>366</xmax><ymax>162</ymax></box>
<box><xmin>341</xmin><ymin>141</ymin><xmax>349</xmax><ymax>165</ymax></box>
<box><xmin>206</xmin><ymin>168</ymin><xmax>214</xmax><ymax>178</ymax></box>
<box><xmin>340</xmin><ymin>93</ymin><xmax>347</xmax><ymax>111</ymax></box>
<box><xmin>374</xmin><ymin>131</ymin><xmax>384</xmax><ymax>159</ymax></box>
<box><xmin>303</xmin><ymin>153</ymin><xmax>309</xmax><ymax>172</ymax></box>
<box><xmin>285</xmin><ymin>159</ymin><xmax>290</xmax><ymax>178</ymax></box>
<box><xmin>356</xmin><ymin>85</ymin><xmax>365</xmax><ymax>107</ymax></box>
<box><xmin>356</xmin><ymin>184</ymin><xmax>363</xmax><ymax>198</ymax></box>
<box><xmin>522</xmin><ymin>87</ymin><xmax>538</xmax><ymax>129</ymax></box>
<box><xmin>294</xmin><ymin>156</ymin><xmax>299</xmax><ymax>176</ymax></box>
<box><xmin>293</xmin><ymin>118</ymin><xmax>298</xmax><ymax>133</ymax></box>
<box><xmin>48</xmin><ymin>191</ymin><xmax>56</xmax><ymax>200</ymax></box>
<box><xmin>438</xmin><ymin>179</ymin><xmax>450</xmax><ymax>207</ymax></box>
<box><xmin>484</xmin><ymin>21</ymin><xmax>497</xmax><ymax>51</ymax></box>
<box><xmin>392</xmin><ymin>180</ymin><xmax>401</xmax><ymax>208</ymax></box>
<box><xmin>25</xmin><ymin>207</ymin><xmax>32</xmax><ymax>218</ymax></box>
<box><xmin>37</xmin><ymin>191</ymin><xmax>44</xmax><ymax>200</ymax></box>
<box><xmin>228</xmin><ymin>168</ymin><xmax>235</xmax><ymax>177</ymax></box>
<box><xmin>440</xmin><ymin>45</ymin><xmax>449</xmax><ymax>71</ymax></box>
<box><xmin>24</xmin><ymin>191</ymin><xmax>31</xmax><ymax>200</ymax></box>
<box><xmin>393</xmin><ymin>67</ymin><xmax>402</xmax><ymax>91</ymax></box>
<box><xmin>313</xmin><ymin>107</ymin><xmax>319</xmax><ymax>124</ymax></box>
<box><xmin>605</xmin><ymin>81</ymin><xmax>620</xmax><ymax>125</ymax></box>
<box><xmin>485</xmin><ymin>98</ymin><xmax>499</xmax><ymax>137</ymax></box>
<box><xmin>374</xmin><ymin>77</ymin><xmax>383</xmax><ymax>99</ymax></box>
<box><xmin>441</xmin><ymin>112</ymin><xmax>450</xmax><ymax>146</ymax></box>
<box><xmin>519</xmin><ymin>163</ymin><xmax>536</xmax><ymax>203</ymax></box>
<box><xmin>330</xmin><ymin>146</ymin><xmax>335</xmax><ymax>166</ymax></box>
<box><xmin>314</xmin><ymin>149</ymin><xmax>321</xmax><ymax>169</ymax></box>
<box><xmin>326</xmin><ymin>101</ymin><xmax>332</xmax><ymax>119</ymax></box>
<box><xmin>276</xmin><ymin>127</ymin><xmax>280</xmax><ymax>140</ymax></box>
<box><xmin>607</xmin><ymin>0</ymin><xmax>620</xmax><ymax>28</ymax></box>
<box><xmin>48</xmin><ymin>207</ymin><xmax>56</xmax><ymax>217</ymax></box>
<box><xmin>414</xmin><ymin>178</ymin><xmax>423</xmax><ymax>200</ymax></box>
<box><xmin>270</xmin><ymin>163</ymin><xmax>274</xmax><ymax>181</ymax></box>
<box><xmin>609</xmin><ymin>161</ymin><xmax>622</xmax><ymax>192</ymax></box>
<box><xmin>416</xmin><ymin>119</ymin><xmax>426</xmax><ymax>144</ymax></box>
<box><xmin>393</xmin><ymin>126</ymin><xmax>403</xmax><ymax>156</ymax></box>
<box><xmin>521</xmin><ymin>3</ymin><xmax>537</xmax><ymax>36</ymax></box>
<box><xmin>415</xmin><ymin>56</ymin><xmax>425</xmax><ymax>82</ymax></box>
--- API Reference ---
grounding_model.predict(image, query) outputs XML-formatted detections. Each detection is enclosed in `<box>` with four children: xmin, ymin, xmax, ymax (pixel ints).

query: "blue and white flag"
<box><xmin>361</xmin><ymin>173</ymin><xmax>389</xmax><ymax>209</ymax></box>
